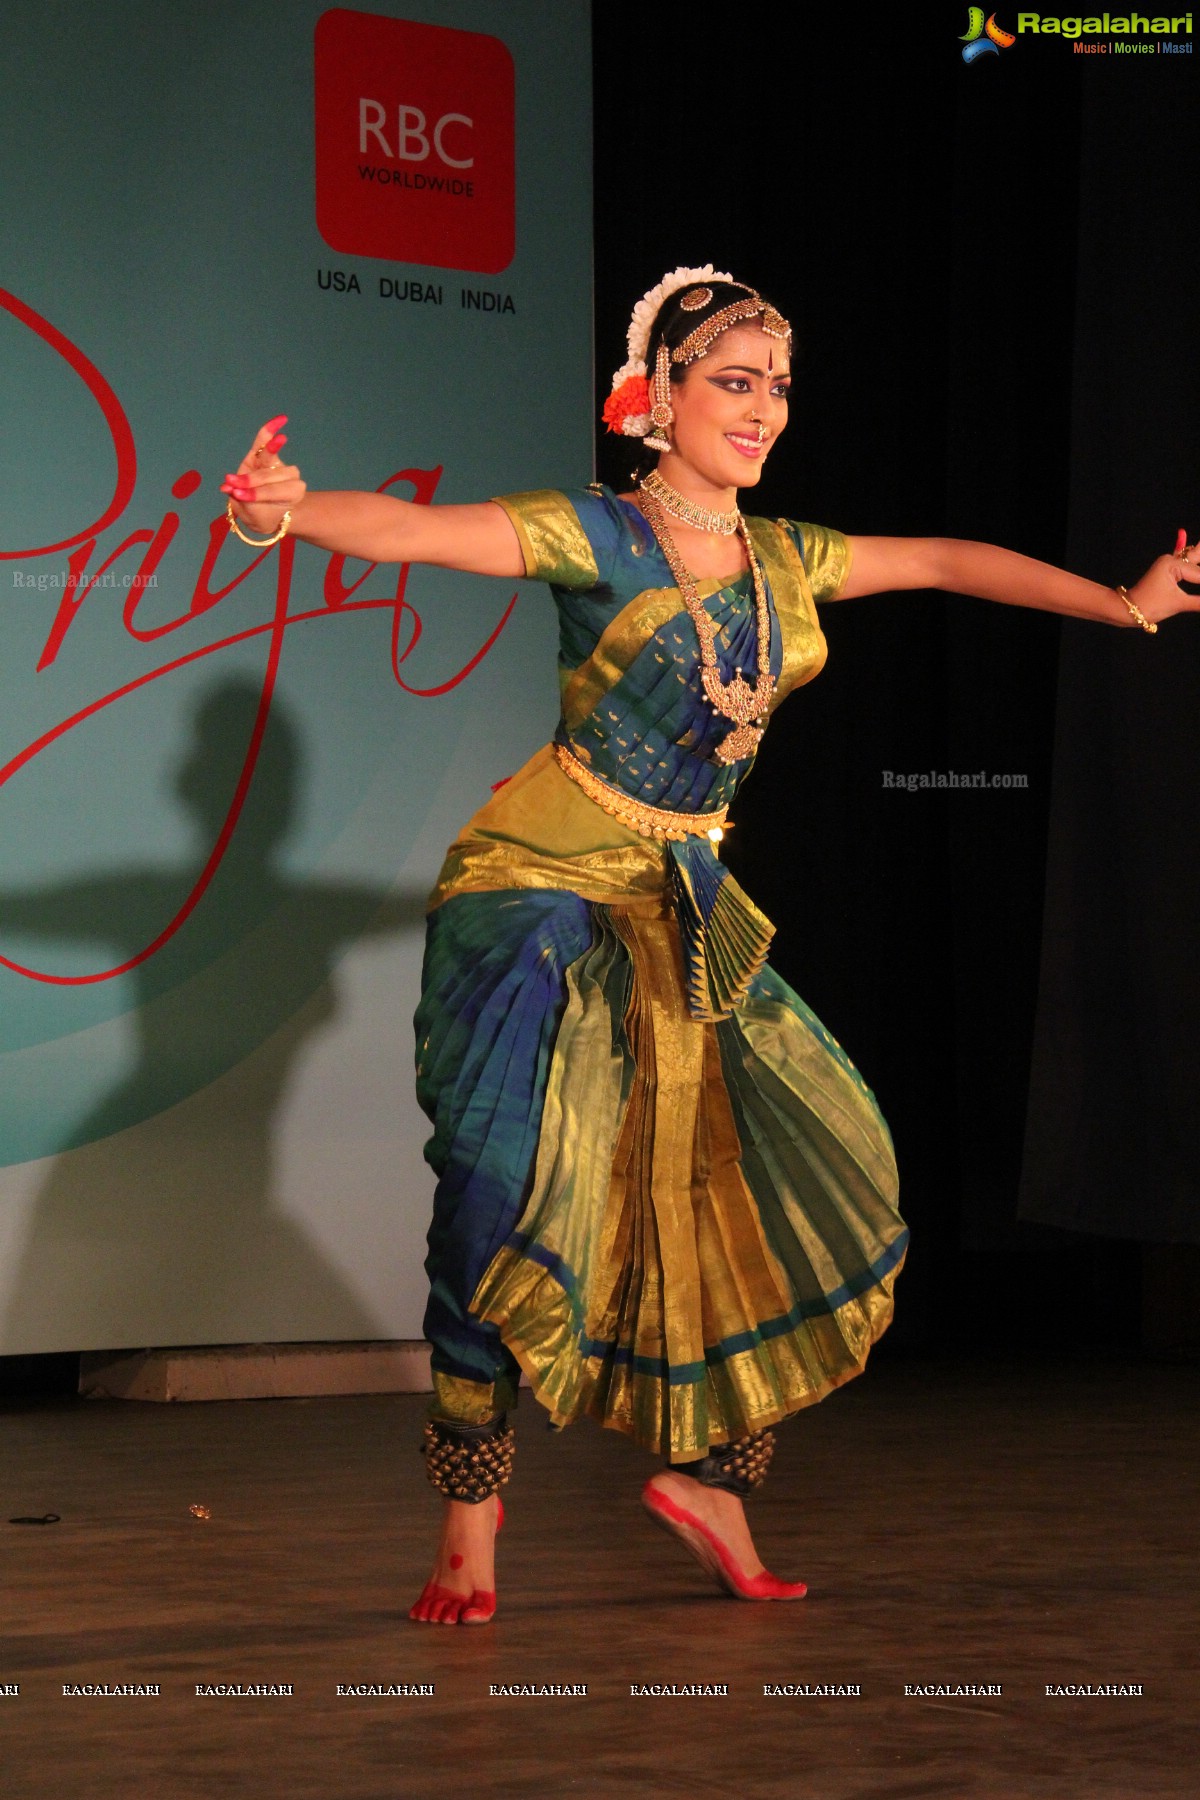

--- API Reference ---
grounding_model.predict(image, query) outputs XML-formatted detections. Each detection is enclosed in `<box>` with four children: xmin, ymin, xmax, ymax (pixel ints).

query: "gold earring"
<box><xmin>644</xmin><ymin>342</ymin><xmax>673</xmax><ymax>453</ymax></box>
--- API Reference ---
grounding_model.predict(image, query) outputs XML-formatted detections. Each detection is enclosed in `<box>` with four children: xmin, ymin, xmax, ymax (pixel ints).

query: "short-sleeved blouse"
<box><xmin>427</xmin><ymin>485</ymin><xmax>852</xmax><ymax>1023</ymax></box>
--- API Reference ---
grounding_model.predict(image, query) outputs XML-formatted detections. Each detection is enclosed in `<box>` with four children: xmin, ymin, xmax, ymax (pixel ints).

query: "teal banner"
<box><xmin>0</xmin><ymin>0</ymin><xmax>592</xmax><ymax>1351</ymax></box>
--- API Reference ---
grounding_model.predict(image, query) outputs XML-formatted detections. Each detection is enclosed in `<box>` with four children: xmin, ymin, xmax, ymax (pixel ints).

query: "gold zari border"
<box><xmin>553</xmin><ymin>742</ymin><xmax>726</xmax><ymax>842</ymax></box>
<box><xmin>490</xmin><ymin>491</ymin><xmax>599</xmax><ymax>589</ymax></box>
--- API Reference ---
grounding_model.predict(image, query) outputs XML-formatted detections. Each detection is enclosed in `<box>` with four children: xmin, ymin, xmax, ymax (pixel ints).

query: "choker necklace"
<box><xmin>639</xmin><ymin>489</ymin><xmax>774</xmax><ymax>765</ymax></box>
<box><xmin>640</xmin><ymin>468</ymin><xmax>739</xmax><ymax>536</ymax></box>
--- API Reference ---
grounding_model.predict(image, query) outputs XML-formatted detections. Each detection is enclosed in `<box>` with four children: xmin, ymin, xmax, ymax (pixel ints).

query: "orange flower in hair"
<box><xmin>601</xmin><ymin>374</ymin><xmax>652</xmax><ymax>436</ymax></box>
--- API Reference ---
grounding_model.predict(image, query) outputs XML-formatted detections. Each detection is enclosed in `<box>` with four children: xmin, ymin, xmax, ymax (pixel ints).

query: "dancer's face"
<box><xmin>660</xmin><ymin>323</ymin><xmax>791</xmax><ymax>495</ymax></box>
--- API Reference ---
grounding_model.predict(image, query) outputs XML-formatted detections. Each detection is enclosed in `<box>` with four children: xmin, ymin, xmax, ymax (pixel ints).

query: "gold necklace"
<box><xmin>639</xmin><ymin>490</ymin><xmax>774</xmax><ymax>765</ymax></box>
<box><xmin>640</xmin><ymin>468</ymin><xmax>740</xmax><ymax>536</ymax></box>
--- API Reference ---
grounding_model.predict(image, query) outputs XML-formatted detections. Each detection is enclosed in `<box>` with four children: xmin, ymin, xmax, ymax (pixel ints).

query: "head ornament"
<box><xmin>602</xmin><ymin>266</ymin><xmax>791</xmax><ymax>440</ymax></box>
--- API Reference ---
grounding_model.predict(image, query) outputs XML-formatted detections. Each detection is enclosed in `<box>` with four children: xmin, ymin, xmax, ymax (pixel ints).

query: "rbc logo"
<box><xmin>358</xmin><ymin>102</ymin><xmax>475</xmax><ymax>169</ymax></box>
<box><xmin>315</xmin><ymin>9</ymin><xmax>515</xmax><ymax>274</ymax></box>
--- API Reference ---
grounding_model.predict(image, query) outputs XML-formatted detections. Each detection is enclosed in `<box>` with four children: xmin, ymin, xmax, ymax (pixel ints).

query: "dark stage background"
<box><xmin>593</xmin><ymin>5</ymin><xmax>1200</xmax><ymax>1357</ymax></box>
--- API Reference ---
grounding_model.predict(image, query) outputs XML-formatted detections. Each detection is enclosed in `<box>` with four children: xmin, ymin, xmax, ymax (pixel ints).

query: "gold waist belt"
<box><xmin>553</xmin><ymin>741</ymin><xmax>727</xmax><ymax>843</ymax></box>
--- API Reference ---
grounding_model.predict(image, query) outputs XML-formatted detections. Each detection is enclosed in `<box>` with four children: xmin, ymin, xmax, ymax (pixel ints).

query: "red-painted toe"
<box><xmin>409</xmin><ymin>1497</ymin><xmax>503</xmax><ymax>1625</ymax></box>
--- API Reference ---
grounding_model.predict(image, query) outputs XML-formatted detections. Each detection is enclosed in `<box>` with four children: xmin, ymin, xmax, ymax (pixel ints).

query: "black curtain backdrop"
<box><xmin>1018</xmin><ymin>69</ymin><xmax>1200</xmax><ymax>1251</ymax></box>
<box><xmin>592</xmin><ymin>5</ymin><xmax>1200</xmax><ymax>1353</ymax></box>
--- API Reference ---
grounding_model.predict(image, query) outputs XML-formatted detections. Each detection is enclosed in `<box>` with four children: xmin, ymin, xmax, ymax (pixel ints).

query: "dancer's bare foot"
<box><xmin>647</xmin><ymin>1470</ymin><xmax>764</xmax><ymax>1571</ymax></box>
<box><xmin>409</xmin><ymin>1493</ymin><xmax>503</xmax><ymax>1625</ymax></box>
<box><xmin>642</xmin><ymin>1470</ymin><xmax>806</xmax><ymax>1601</ymax></box>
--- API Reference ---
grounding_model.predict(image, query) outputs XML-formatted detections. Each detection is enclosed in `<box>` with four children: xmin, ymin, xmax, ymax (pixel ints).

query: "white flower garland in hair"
<box><xmin>604</xmin><ymin>264</ymin><xmax>735</xmax><ymax>438</ymax></box>
<box><xmin>610</xmin><ymin>263</ymin><xmax>735</xmax><ymax>389</ymax></box>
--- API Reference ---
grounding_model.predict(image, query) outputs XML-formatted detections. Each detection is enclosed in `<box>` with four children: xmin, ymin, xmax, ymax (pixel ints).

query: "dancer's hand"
<box><xmin>1125</xmin><ymin>530</ymin><xmax>1200</xmax><ymax>627</ymax></box>
<box><xmin>220</xmin><ymin>416</ymin><xmax>307</xmax><ymax>535</ymax></box>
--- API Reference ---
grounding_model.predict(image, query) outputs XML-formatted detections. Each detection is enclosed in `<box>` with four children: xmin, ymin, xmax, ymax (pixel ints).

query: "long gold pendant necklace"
<box><xmin>639</xmin><ymin>482</ymin><xmax>775</xmax><ymax>765</ymax></box>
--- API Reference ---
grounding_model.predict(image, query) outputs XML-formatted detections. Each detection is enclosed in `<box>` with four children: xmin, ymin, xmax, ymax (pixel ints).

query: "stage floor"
<box><xmin>1</xmin><ymin>1354</ymin><xmax>1195</xmax><ymax>1799</ymax></box>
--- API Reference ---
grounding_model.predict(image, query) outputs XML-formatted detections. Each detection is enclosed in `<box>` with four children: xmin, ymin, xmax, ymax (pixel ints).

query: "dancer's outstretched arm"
<box><xmin>839</xmin><ymin>532</ymin><xmax>1198</xmax><ymax>630</ymax></box>
<box><xmin>220</xmin><ymin>416</ymin><xmax>524</xmax><ymax>576</ymax></box>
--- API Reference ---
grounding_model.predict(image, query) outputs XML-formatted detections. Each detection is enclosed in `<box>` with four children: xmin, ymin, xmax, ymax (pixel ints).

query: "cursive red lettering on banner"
<box><xmin>38</xmin><ymin>525</ymin><xmax>155</xmax><ymax>670</ymax></box>
<box><xmin>0</xmin><ymin>542</ymin><xmax>295</xmax><ymax>986</ymax></box>
<box><xmin>0</xmin><ymin>297</ymin><xmax>524</xmax><ymax>984</ymax></box>
<box><xmin>0</xmin><ymin>288</ymin><xmax>137</xmax><ymax>558</ymax></box>
<box><xmin>323</xmin><ymin>463</ymin><xmax>520</xmax><ymax>697</ymax></box>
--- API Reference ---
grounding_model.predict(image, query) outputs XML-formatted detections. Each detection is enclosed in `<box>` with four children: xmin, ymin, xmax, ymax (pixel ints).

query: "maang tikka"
<box><xmin>644</xmin><ymin>342</ymin><xmax>673</xmax><ymax>453</ymax></box>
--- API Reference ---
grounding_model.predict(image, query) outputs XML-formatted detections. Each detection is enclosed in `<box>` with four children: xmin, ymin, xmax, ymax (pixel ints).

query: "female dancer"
<box><xmin>221</xmin><ymin>268</ymin><xmax>1196</xmax><ymax>1625</ymax></box>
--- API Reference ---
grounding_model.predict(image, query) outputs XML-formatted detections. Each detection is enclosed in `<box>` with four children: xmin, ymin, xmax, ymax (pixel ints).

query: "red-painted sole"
<box><xmin>641</xmin><ymin>1480</ymin><xmax>807</xmax><ymax>1601</ymax></box>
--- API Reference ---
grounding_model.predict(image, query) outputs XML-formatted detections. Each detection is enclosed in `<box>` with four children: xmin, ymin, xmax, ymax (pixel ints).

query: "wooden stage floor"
<box><xmin>1</xmin><ymin>1354</ymin><xmax>1195</xmax><ymax>1799</ymax></box>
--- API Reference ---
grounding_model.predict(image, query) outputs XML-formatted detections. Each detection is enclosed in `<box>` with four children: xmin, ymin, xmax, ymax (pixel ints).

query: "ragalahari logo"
<box><xmin>960</xmin><ymin>8</ymin><xmax>1017</xmax><ymax>59</ymax></box>
<box><xmin>314</xmin><ymin>8</ymin><xmax>515</xmax><ymax>274</ymax></box>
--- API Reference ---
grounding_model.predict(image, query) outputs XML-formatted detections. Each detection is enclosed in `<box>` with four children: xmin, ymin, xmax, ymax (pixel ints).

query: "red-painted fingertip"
<box><xmin>1174</xmin><ymin>529</ymin><xmax>1187</xmax><ymax>558</ymax></box>
<box><xmin>266</xmin><ymin>434</ymin><xmax>288</xmax><ymax>452</ymax></box>
<box><xmin>264</xmin><ymin>414</ymin><xmax>288</xmax><ymax>432</ymax></box>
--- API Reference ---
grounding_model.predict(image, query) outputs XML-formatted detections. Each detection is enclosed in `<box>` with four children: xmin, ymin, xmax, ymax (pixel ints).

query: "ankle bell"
<box><xmin>421</xmin><ymin>1414</ymin><xmax>515</xmax><ymax>1503</ymax></box>
<box><xmin>677</xmin><ymin>1427</ymin><xmax>775</xmax><ymax>1496</ymax></box>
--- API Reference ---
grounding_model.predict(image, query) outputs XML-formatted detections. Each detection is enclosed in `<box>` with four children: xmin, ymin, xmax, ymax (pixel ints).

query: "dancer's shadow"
<box><xmin>0</xmin><ymin>678</ymin><xmax>429</xmax><ymax>1348</ymax></box>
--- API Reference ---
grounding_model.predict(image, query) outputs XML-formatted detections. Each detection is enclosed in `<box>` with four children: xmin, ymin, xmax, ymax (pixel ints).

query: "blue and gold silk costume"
<box><xmin>415</xmin><ymin>486</ymin><xmax>906</xmax><ymax>1463</ymax></box>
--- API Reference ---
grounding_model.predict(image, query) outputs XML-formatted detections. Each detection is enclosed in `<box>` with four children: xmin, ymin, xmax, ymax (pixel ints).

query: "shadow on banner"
<box><xmin>0</xmin><ymin>678</ymin><xmax>429</xmax><ymax>1347</ymax></box>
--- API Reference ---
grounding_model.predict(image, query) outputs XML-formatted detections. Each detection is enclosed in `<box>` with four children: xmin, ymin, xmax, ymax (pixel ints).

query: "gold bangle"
<box><xmin>225</xmin><ymin>499</ymin><xmax>292</xmax><ymax>548</ymax></box>
<box><xmin>1115</xmin><ymin>584</ymin><xmax>1157</xmax><ymax>635</ymax></box>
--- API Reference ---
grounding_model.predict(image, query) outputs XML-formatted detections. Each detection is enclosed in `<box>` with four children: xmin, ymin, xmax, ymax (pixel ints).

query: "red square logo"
<box><xmin>314</xmin><ymin>9</ymin><xmax>515</xmax><ymax>274</ymax></box>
